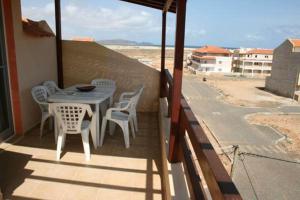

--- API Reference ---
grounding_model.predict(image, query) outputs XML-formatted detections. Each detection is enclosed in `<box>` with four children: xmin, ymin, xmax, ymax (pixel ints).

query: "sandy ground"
<box><xmin>105</xmin><ymin>45</ymin><xmax>194</xmax><ymax>71</ymax></box>
<box><xmin>195</xmin><ymin>73</ymin><xmax>298</xmax><ymax>108</ymax></box>
<box><xmin>247</xmin><ymin>114</ymin><xmax>300</xmax><ymax>153</ymax></box>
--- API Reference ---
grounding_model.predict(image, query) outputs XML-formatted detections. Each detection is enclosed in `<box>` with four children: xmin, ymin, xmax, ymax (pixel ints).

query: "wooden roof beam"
<box><xmin>120</xmin><ymin>0</ymin><xmax>176</xmax><ymax>13</ymax></box>
<box><xmin>164</xmin><ymin>0</ymin><xmax>174</xmax><ymax>12</ymax></box>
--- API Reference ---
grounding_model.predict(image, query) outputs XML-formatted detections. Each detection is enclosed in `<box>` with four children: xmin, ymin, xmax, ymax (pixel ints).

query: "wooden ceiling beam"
<box><xmin>120</xmin><ymin>0</ymin><xmax>176</xmax><ymax>13</ymax></box>
<box><xmin>164</xmin><ymin>0</ymin><xmax>174</xmax><ymax>12</ymax></box>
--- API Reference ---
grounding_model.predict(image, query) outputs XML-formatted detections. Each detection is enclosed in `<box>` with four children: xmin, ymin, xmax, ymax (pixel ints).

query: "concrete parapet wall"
<box><xmin>63</xmin><ymin>40</ymin><xmax>160</xmax><ymax>112</ymax></box>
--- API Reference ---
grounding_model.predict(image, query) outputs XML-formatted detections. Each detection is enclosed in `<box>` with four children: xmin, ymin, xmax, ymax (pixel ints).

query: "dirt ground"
<box><xmin>247</xmin><ymin>114</ymin><xmax>300</xmax><ymax>153</ymax></box>
<box><xmin>196</xmin><ymin>74</ymin><xmax>298</xmax><ymax>108</ymax></box>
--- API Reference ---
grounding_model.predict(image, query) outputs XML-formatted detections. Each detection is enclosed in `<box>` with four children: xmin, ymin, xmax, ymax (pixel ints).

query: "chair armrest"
<box><xmin>106</xmin><ymin>104</ymin><xmax>130</xmax><ymax>118</ymax></box>
<box><xmin>119</xmin><ymin>92</ymin><xmax>135</xmax><ymax>102</ymax></box>
<box><xmin>114</xmin><ymin>100</ymin><xmax>129</xmax><ymax>109</ymax></box>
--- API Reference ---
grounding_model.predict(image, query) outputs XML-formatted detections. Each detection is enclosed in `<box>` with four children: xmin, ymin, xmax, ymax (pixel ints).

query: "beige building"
<box><xmin>233</xmin><ymin>48</ymin><xmax>273</xmax><ymax>75</ymax></box>
<box><xmin>189</xmin><ymin>45</ymin><xmax>232</xmax><ymax>73</ymax></box>
<box><xmin>265</xmin><ymin>39</ymin><xmax>300</xmax><ymax>98</ymax></box>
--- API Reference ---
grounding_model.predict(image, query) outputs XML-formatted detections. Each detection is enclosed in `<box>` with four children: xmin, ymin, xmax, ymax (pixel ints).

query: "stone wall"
<box><xmin>63</xmin><ymin>40</ymin><xmax>160</xmax><ymax>112</ymax></box>
<box><xmin>265</xmin><ymin>40</ymin><xmax>300</xmax><ymax>97</ymax></box>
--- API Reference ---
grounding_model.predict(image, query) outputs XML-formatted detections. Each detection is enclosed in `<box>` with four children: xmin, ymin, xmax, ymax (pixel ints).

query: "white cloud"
<box><xmin>274</xmin><ymin>25</ymin><xmax>300</xmax><ymax>38</ymax></box>
<box><xmin>21</xmin><ymin>2</ymin><xmax>164</xmax><ymax>40</ymax></box>
<box><xmin>65</xmin><ymin>5</ymin><xmax>78</xmax><ymax>15</ymax></box>
<box><xmin>245</xmin><ymin>34</ymin><xmax>263</xmax><ymax>41</ymax></box>
<box><xmin>186</xmin><ymin>29</ymin><xmax>206</xmax><ymax>38</ymax></box>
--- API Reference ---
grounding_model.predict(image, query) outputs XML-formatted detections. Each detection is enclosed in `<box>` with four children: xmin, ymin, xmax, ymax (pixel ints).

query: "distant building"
<box><xmin>72</xmin><ymin>37</ymin><xmax>95</xmax><ymax>42</ymax></box>
<box><xmin>189</xmin><ymin>45</ymin><xmax>232</xmax><ymax>73</ymax></box>
<box><xmin>232</xmin><ymin>48</ymin><xmax>273</xmax><ymax>75</ymax></box>
<box><xmin>266</xmin><ymin>39</ymin><xmax>300</xmax><ymax>98</ymax></box>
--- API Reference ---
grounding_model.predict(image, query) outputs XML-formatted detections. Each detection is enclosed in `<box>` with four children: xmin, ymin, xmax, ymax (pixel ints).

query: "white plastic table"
<box><xmin>48</xmin><ymin>84</ymin><xmax>116</xmax><ymax>148</ymax></box>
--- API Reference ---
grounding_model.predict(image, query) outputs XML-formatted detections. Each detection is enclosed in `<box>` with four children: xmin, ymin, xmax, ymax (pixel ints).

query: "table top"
<box><xmin>48</xmin><ymin>84</ymin><xmax>116</xmax><ymax>104</ymax></box>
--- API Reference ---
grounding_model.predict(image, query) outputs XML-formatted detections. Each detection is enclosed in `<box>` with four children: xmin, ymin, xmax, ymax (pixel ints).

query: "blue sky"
<box><xmin>21</xmin><ymin>0</ymin><xmax>300</xmax><ymax>48</ymax></box>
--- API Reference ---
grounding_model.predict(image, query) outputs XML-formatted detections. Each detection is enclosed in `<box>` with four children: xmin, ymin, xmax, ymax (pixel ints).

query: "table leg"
<box><xmin>95</xmin><ymin>103</ymin><xmax>100</xmax><ymax>147</ymax></box>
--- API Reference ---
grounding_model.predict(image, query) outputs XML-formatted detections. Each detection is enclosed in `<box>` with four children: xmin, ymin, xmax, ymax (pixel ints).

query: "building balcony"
<box><xmin>0</xmin><ymin>113</ymin><xmax>163</xmax><ymax>200</ymax></box>
<box><xmin>0</xmin><ymin>0</ymin><xmax>240</xmax><ymax>198</ymax></box>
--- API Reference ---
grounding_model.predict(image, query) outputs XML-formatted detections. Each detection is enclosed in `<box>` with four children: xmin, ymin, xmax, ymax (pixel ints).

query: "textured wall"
<box><xmin>265</xmin><ymin>40</ymin><xmax>300</xmax><ymax>97</ymax></box>
<box><xmin>11</xmin><ymin>0</ymin><xmax>57</xmax><ymax>133</ymax></box>
<box><xmin>63</xmin><ymin>41</ymin><xmax>160</xmax><ymax>112</ymax></box>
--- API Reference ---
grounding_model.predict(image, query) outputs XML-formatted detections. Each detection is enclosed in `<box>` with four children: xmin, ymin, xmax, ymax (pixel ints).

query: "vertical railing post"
<box><xmin>168</xmin><ymin>0</ymin><xmax>187</xmax><ymax>163</ymax></box>
<box><xmin>160</xmin><ymin>11</ymin><xmax>167</xmax><ymax>98</ymax></box>
<box><xmin>55</xmin><ymin>0</ymin><xmax>64</xmax><ymax>88</ymax></box>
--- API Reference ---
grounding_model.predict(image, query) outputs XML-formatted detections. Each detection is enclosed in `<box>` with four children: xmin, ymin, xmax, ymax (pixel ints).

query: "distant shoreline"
<box><xmin>103</xmin><ymin>44</ymin><xmax>196</xmax><ymax>50</ymax></box>
<box><xmin>101</xmin><ymin>43</ymin><xmax>238</xmax><ymax>50</ymax></box>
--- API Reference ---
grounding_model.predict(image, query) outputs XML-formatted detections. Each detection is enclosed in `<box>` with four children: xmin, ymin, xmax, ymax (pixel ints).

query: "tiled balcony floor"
<box><xmin>0</xmin><ymin>113</ymin><xmax>162</xmax><ymax>200</ymax></box>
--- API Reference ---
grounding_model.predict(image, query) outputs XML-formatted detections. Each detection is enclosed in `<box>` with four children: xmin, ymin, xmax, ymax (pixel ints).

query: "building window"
<box><xmin>265</xmin><ymin>55</ymin><xmax>268</xmax><ymax>58</ymax></box>
<box><xmin>255</xmin><ymin>55</ymin><xmax>258</xmax><ymax>58</ymax></box>
<box><xmin>219</xmin><ymin>61</ymin><xmax>222</xmax><ymax>64</ymax></box>
<box><xmin>218</xmin><ymin>68</ymin><xmax>222</xmax><ymax>71</ymax></box>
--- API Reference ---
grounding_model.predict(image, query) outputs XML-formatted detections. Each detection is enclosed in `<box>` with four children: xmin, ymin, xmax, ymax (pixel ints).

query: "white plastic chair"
<box><xmin>91</xmin><ymin>79</ymin><xmax>116</xmax><ymax>88</ymax></box>
<box><xmin>91</xmin><ymin>79</ymin><xmax>116</xmax><ymax>107</ymax></box>
<box><xmin>31</xmin><ymin>86</ymin><xmax>52</xmax><ymax>137</ymax></box>
<box><xmin>43</xmin><ymin>80</ymin><xmax>64</xmax><ymax>96</ymax></box>
<box><xmin>100</xmin><ymin>95</ymin><xmax>137</xmax><ymax>148</ymax></box>
<box><xmin>49</xmin><ymin>103</ymin><xmax>96</xmax><ymax>161</ymax></box>
<box><xmin>116</xmin><ymin>85</ymin><xmax>144</xmax><ymax>132</ymax></box>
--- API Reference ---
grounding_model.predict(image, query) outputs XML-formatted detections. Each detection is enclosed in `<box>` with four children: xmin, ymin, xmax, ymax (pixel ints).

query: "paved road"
<box><xmin>182</xmin><ymin>75</ymin><xmax>300</xmax><ymax>200</ymax></box>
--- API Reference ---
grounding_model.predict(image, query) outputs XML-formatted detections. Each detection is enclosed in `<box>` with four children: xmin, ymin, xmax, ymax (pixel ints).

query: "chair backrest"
<box><xmin>91</xmin><ymin>79</ymin><xmax>116</xmax><ymax>88</ymax></box>
<box><xmin>136</xmin><ymin>84</ymin><xmax>144</xmax><ymax>102</ymax></box>
<box><xmin>31</xmin><ymin>86</ymin><xmax>49</xmax><ymax>112</ymax></box>
<box><xmin>43</xmin><ymin>81</ymin><xmax>60</xmax><ymax>96</ymax></box>
<box><xmin>49</xmin><ymin>103</ymin><xmax>92</xmax><ymax>134</ymax></box>
<box><xmin>133</xmin><ymin>84</ymin><xmax>144</xmax><ymax>107</ymax></box>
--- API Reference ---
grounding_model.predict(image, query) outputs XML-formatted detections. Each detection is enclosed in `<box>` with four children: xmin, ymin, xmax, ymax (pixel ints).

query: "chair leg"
<box><xmin>56</xmin><ymin>131</ymin><xmax>64</xmax><ymax>160</ymax></box>
<box><xmin>81</xmin><ymin>130</ymin><xmax>91</xmax><ymax>161</ymax></box>
<box><xmin>90</xmin><ymin>123</ymin><xmax>97</xmax><ymax>149</ymax></box>
<box><xmin>62</xmin><ymin>131</ymin><xmax>67</xmax><ymax>149</ymax></box>
<box><xmin>48</xmin><ymin>116</ymin><xmax>53</xmax><ymax>130</ymax></box>
<box><xmin>40</xmin><ymin>115</ymin><xmax>47</xmax><ymax>137</ymax></box>
<box><xmin>121</xmin><ymin>122</ymin><xmax>130</xmax><ymax>148</ymax></box>
<box><xmin>130</xmin><ymin>119</ymin><xmax>135</xmax><ymax>138</ymax></box>
<box><xmin>109</xmin><ymin>121</ymin><xmax>116</xmax><ymax>135</ymax></box>
<box><xmin>100</xmin><ymin>118</ymin><xmax>108</xmax><ymax>147</ymax></box>
<box><xmin>54</xmin><ymin>117</ymin><xmax>58</xmax><ymax>144</ymax></box>
<box><xmin>133</xmin><ymin>114</ymin><xmax>138</xmax><ymax>132</ymax></box>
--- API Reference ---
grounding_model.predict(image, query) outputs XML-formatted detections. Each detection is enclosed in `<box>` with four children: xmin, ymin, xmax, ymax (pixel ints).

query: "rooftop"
<box><xmin>22</xmin><ymin>18</ymin><xmax>54</xmax><ymax>37</ymax></box>
<box><xmin>289</xmin><ymin>38</ymin><xmax>300</xmax><ymax>47</ymax></box>
<box><xmin>246</xmin><ymin>49</ymin><xmax>273</xmax><ymax>55</ymax></box>
<box><xmin>193</xmin><ymin>45</ymin><xmax>231</xmax><ymax>54</ymax></box>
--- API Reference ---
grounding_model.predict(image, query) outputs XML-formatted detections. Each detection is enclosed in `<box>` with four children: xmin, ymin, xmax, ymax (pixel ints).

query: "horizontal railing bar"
<box><xmin>165</xmin><ymin>69</ymin><xmax>173</xmax><ymax>86</ymax></box>
<box><xmin>181</xmin><ymin>135</ymin><xmax>207</xmax><ymax>200</ymax></box>
<box><xmin>162</xmin><ymin>69</ymin><xmax>241</xmax><ymax>199</ymax></box>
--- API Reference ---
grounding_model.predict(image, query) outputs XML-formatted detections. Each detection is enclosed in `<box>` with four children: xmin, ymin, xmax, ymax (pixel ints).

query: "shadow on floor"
<box><xmin>0</xmin><ymin>112</ymin><xmax>163</xmax><ymax>200</ymax></box>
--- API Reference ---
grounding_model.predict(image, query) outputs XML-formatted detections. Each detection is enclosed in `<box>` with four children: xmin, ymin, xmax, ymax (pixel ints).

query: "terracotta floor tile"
<box><xmin>0</xmin><ymin>113</ymin><xmax>162</xmax><ymax>200</ymax></box>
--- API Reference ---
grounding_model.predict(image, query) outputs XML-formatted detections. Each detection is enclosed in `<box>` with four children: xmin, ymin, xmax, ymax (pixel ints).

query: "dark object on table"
<box><xmin>203</xmin><ymin>77</ymin><xmax>207</xmax><ymax>82</ymax></box>
<box><xmin>76</xmin><ymin>85</ymin><xmax>96</xmax><ymax>92</ymax></box>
